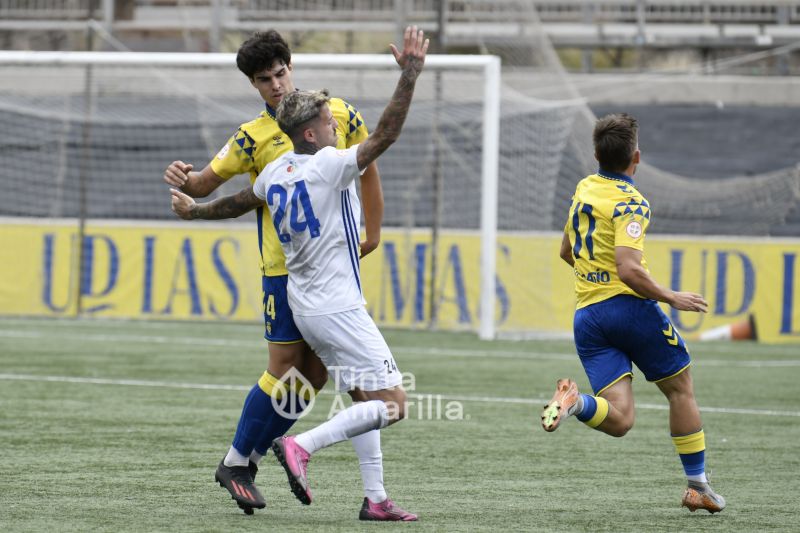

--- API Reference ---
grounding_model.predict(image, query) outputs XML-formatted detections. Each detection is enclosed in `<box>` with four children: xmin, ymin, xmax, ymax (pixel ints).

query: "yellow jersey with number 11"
<box><xmin>564</xmin><ymin>170</ymin><xmax>652</xmax><ymax>309</ymax></box>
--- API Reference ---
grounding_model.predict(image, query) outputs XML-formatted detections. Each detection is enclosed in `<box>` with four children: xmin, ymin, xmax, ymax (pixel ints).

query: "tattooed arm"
<box><xmin>356</xmin><ymin>26</ymin><xmax>429</xmax><ymax>171</ymax></box>
<box><xmin>170</xmin><ymin>186</ymin><xmax>262</xmax><ymax>220</ymax></box>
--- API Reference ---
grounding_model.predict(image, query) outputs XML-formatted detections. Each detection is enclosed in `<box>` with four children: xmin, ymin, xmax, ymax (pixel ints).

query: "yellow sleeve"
<box><xmin>612</xmin><ymin>200</ymin><xmax>650</xmax><ymax>251</ymax></box>
<box><xmin>209</xmin><ymin>127</ymin><xmax>257</xmax><ymax>180</ymax></box>
<box><xmin>332</xmin><ymin>98</ymin><xmax>369</xmax><ymax>147</ymax></box>
<box><xmin>564</xmin><ymin>196</ymin><xmax>575</xmax><ymax>233</ymax></box>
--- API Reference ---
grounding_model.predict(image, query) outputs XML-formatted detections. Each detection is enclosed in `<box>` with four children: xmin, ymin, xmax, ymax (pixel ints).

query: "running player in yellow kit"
<box><xmin>541</xmin><ymin>113</ymin><xmax>726</xmax><ymax>514</ymax></box>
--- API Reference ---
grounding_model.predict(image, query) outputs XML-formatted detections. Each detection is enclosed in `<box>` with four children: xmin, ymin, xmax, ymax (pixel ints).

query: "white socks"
<box><xmin>572</xmin><ymin>394</ymin><xmax>585</xmax><ymax>417</ymax></box>
<box><xmin>687</xmin><ymin>473</ymin><xmax>708</xmax><ymax>483</ymax></box>
<box><xmin>249</xmin><ymin>450</ymin><xmax>264</xmax><ymax>466</ymax></box>
<box><xmin>295</xmin><ymin>400</ymin><xmax>389</xmax><ymax>455</ymax></box>
<box><xmin>223</xmin><ymin>446</ymin><xmax>249</xmax><ymax>468</ymax></box>
<box><xmin>351</xmin><ymin>430</ymin><xmax>387</xmax><ymax>503</ymax></box>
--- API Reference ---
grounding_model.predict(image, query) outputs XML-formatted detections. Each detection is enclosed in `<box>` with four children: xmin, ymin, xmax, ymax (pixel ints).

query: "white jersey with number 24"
<box><xmin>252</xmin><ymin>145</ymin><xmax>365</xmax><ymax>317</ymax></box>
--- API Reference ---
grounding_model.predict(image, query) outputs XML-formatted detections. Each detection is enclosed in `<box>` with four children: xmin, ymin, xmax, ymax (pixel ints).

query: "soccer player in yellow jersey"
<box><xmin>540</xmin><ymin>113</ymin><xmax>726</xmax><ymax>514</ymax></box>
<box><xmin>163</xmin><ymin>30</ymin><xmax>390</xmax><ymax>516</ymax></box>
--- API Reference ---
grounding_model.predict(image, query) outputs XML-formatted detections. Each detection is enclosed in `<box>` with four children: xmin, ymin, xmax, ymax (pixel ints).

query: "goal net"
<box><xmin>0</xmin><ymin>50</ymin><xmax>512</xmax><ymax>337</ymax></box>
<box><xmin>479</xmin><ymin>0</ymin><xmax>800</xmax><ymax>238</ymax></box>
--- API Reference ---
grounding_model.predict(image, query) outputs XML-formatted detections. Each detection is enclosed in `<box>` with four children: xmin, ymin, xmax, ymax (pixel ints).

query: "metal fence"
<box><xmin>4</xmin><ymin>0</ymin><xmax>800</xmax><ymax>32</ymax></box>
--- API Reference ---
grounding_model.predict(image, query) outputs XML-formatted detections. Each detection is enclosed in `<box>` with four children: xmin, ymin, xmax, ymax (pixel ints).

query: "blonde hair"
<box><xmin>276</xmin><ymin>89</ymin><xmax>330</xmax><ymax>138</ymax></box>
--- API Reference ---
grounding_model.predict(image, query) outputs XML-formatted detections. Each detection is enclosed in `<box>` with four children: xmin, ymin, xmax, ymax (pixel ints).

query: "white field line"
<box><xmin>0</xmin><ymin>372</ymin><xmax>798</xmax><ymax>418</ymax></box>
<box><xmin>2</xmin><ymin>329</ymin><xmax>799</xmax><ymax>366</ymax></box>
<box><xmin>2</xmin><ymin>318</ymin><xmax>800</xmax><ymax>356</ymax></box>
<box><xmin>0</xmin><ymin>330</ymin><xmax>571</xmax><ymax>361</ymax></box>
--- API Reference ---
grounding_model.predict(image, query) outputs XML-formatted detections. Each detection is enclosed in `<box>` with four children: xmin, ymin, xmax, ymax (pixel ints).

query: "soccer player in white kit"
<box><xmin>170</xmin><ymin>26</ymin><xmax>428</xmax><ymax>521</ymax></box>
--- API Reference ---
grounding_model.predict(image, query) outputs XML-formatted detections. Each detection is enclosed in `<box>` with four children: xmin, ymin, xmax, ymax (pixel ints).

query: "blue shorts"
<box><xmin>262</xmin><ymin>275</ymin><xmax>303</xmax><ymax>343</ymax></box>
<box><xmin>573</xmin><ymin>295</ymin><xmax>691</xmax><ymax>395</ymax></box>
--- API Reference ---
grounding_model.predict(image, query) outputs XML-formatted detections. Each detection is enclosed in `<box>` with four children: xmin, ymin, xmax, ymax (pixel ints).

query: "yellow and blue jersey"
<box><xmin>564</xmin><ymin>170</ymin><xmax>652</xmax><ymax>309</ymax></box>
<box><xmin>210</xmin><ymin>97</ymin><xmax>369</xmax><ymax>276</ymax></box>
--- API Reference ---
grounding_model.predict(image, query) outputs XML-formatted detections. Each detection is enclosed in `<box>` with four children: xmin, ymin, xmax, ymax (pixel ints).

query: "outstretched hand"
<box><xmin>164</xmin><ymin>160</ymin><xmax>193</xmax><ymax>187</ymax></box>
<box><xmin>390</xmin><ymin>26</ymin><xmax>429</xmax><ymax>75</ymax></box>
<box><xmin>670</xmin><ymin>291</ymin><xmax>708</xmax><ymax>313</ymax></box>
<box><xmin>170</xmin><ymin>188</ymin><xmax>197</xmax><ymax>220</ymax></box>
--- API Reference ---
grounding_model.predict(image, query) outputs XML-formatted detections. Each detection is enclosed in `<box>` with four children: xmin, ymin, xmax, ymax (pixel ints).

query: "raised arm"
<box><xmin>359</xmin><ymin>162</ymin><xmax>384</xmax><ymax>258</ymax></box>
<box><xmin>170</xmin><ymin>186</ymin><xmax>262</xmax><ymax>220</ymax></box>
<box><xmin>356</xmin><ymin>26</ymin><xmax>429</xmax><ymax>171</ymax></box>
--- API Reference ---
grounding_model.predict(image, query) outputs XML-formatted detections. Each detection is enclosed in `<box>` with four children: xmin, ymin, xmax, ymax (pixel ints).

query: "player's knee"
<box><xmin>387</xmin><ymin>402</ymin><xmax>405</xmax><ymax>422</ymax></box>
<box><xmin>348</xmin><ymin>389</ymin><xmax>369</xmax><ymax>402</ymax></box>
<box><xmin>666</xmin><ymin>388</ymin><xmax>696</xmax><ymax>405</ymax></box>
<box><xmin>395</xmin><ymin>390</ymin><xmax>408</xmax><ymax>420</ymax></box>
<box><xmin>299</xmin><ymin>346</ymin><xmax>327</xmax><ymax>390</ymax></box>
<box><xmin>608</xmin><ymin>418</ymin><xmax>634</xmax><ymax>437</ymax></box>
<box><xmin>305</xmin><ymin>365</ymin><xmax>328</xmax><ymax>390</ymax></box>
<box><xmin>383</xmin><ymin>389</ymin><xmax>408</xmax><ymax>422</ymax></box>
<box><xmin>610</xmin><ymin>425</ymin><xmax>632</xmax><ymax>438</ymax></box>
<box><xmin>308</xmin><ymin>375</ymin><xmax>327</xmax><ymax>390</ymax></box>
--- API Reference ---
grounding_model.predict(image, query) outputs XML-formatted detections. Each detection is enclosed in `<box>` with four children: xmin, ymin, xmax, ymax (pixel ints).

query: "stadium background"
<box><xmin>4</xmin><ymin>3</ymin><xmax>800</xmax><ymax>533</ymax></box>
<box><xmin>2</xmin><ymin>0</ymin><xmax>800</xmax><ymax>343</ymax></box>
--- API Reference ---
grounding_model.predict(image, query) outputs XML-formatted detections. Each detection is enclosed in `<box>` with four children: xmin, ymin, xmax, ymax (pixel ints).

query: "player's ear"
<box><xmin>594</xmin><ymin>151</ymin><xmax>599</xmax><ymax>163</ymax></box>
<box><xmin>632</xmin><ymin>149</ymin><xmax>641</xmax><ymax>165</ymax></box>
<box><xmin>303</xmin><ymin>126</ymin><xmax>315</xmax><ymax>144</ymax></box>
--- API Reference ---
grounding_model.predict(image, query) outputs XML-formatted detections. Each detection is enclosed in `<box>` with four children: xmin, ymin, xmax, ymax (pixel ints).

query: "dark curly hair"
<box><xmin>236</xmin><ymin>30</ymin><xmax>292</xmax><ymax>79</ymax></box>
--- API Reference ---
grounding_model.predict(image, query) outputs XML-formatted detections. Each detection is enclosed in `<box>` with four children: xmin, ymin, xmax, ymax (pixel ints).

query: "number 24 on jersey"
<box><xmin>266</xmin><ymin>180</ymin><xmax>321</xmax><ymax>242</ymax></box>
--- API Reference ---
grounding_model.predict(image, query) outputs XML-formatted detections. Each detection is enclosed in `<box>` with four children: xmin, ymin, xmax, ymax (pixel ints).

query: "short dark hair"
<box><xmin>593</xmin><ymin>113</ymin><xmax>638</xmax><ymax>173</ymax></box>
<box><xmin>236</xmin><ymin>30</ymin><xmax>291</xmax><ymax>79</ymax></box>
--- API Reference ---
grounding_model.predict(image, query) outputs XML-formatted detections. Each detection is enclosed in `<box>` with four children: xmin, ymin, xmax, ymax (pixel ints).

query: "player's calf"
<box><xmin>362</xmin><ymin>387</ymin><xmax>408</xmax><ymax>425</ymax></box>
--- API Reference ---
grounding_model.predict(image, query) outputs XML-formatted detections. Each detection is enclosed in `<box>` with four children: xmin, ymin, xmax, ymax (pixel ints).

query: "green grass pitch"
<box><xmin>1</xmin><ymin>318</ymin><xmax>799</xmax><ymax>532</ymax></box>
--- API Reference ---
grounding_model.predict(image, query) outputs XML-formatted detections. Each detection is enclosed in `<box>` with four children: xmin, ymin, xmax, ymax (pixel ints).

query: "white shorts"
<box><xmin>294</xmin><ymin>307</ymin><xmax>403</xmax><ymax>392</ymax></box>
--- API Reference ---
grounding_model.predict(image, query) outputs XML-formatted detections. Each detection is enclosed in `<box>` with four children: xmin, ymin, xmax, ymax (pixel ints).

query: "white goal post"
<box><xmin>0</xmin><ymin>51</ymin><xmax>502</xmax><ymax>339</ymax></box>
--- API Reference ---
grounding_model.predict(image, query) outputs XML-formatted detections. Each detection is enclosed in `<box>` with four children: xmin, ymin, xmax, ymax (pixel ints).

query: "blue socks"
<box><xmin>679</xmin><ymin>450</ymin><xmax>706</xmax><ymax>477</ymax></box>
<box><xmin>232</xmin><ymin>371</ymin><xmax>313</xmax><ymax>457</ymax></box>
<box><xmin>253</xmin><ymin>392</ymin><xmax>302</xmax><ymax>455</ymax></box>
<box><xmin>575</xmin><ymin>393</ymin><xmax>596</xmax><ymax>422</ymax></box>
<box><xmin>672</xmin><ymin>430</ymin><xmax>707</xmax><ymax>480</ymax></box>
<box><xmin>231</xmin><ymin>384</ymin><xmax>276</xmax><ymax>457</ymax></box>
